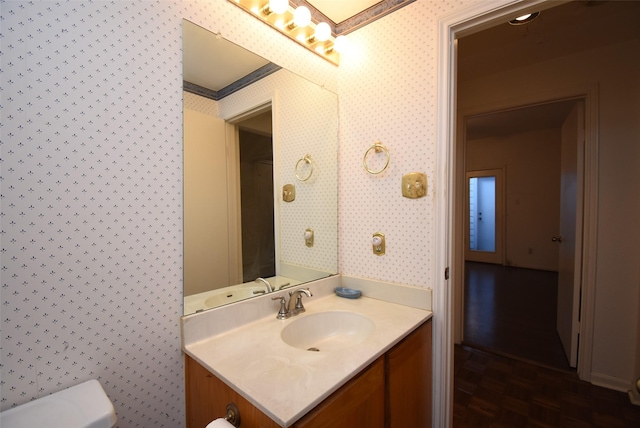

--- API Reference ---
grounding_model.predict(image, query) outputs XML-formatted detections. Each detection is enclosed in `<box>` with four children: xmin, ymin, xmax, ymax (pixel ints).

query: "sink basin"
<box><xmin>281</xmin><ymin>311</ymin><xmax>375</xmax><ymax>352</ymax></box>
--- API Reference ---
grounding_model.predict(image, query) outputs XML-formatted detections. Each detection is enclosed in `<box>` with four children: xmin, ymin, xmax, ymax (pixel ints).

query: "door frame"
<box><xmin>433</xmin><ymin>1</ymin><xmax>599</xmax><ymax>426</ymax></box>
<box><xmin>223</xmin><ymin>97</ymin><xmax>279</xmax><ymax>284</ymax></box>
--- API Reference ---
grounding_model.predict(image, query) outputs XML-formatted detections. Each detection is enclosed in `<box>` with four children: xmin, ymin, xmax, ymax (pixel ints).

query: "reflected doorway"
<box><xmin>238</xmin><ymin>127</ymin><xmax>275</xmax><ymax>282</ymax></box>
<box><xmin>232</xmin><ymin>109</ymin><xmax>277</xmax><ymax>283</ymax></box>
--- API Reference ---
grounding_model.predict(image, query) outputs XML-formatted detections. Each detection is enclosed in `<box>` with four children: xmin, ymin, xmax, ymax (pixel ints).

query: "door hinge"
<box><xmin>444</xmin><ymin>267</ymin><xmax>450</xmax><ymax>280</ymax></box>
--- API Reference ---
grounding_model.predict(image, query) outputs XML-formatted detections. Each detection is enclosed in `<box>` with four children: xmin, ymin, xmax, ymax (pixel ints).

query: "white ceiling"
<box><xmin>465</xmin><ymin>100</ymin><xmax>578</xmax><ymax>141</ymax></box>
<box><xmin>458</xmin><ymin>0</ymin><xmax>640</xmax><ymax>83</ymax></box>
<box><xmin>183</xmin><ymin>20</ymin><xmax>270</xmax><ymax>92</ymax></box>
<box><xmin>310</xmin><ymin>0</ymin><xmax>381</xmax><ymax>23</ymax></box>
<box><xmin>461</xmin><ymin>0</ymin><xmax>640</xmax><ymax>138</ymax></box>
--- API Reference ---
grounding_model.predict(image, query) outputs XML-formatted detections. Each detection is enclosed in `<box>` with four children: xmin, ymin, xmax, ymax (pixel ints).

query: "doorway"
<box><xmin>227</xmin><ymin>108</ymin><xmax>277</xmax><ymax>284</ymax></box>
<box><xmin>465</xmin><ymin>168</ymin><xmax>504</xmax><ymax>265</ymax></box>
<box><xmin>237</xmin><ymin>125</ymin><xmax>276</xmax><ymax>282</ymax></box>
<box><xmin>460</xmin><ymin>99</ymin><xmax>584</xmax><ymax>371</ymax></box>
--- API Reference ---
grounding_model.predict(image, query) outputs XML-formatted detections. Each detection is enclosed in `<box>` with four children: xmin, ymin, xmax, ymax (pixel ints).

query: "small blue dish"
<box><xmin>334</xmin><ymin>287</ymin><xmax>362</xmax><ymax>299</ymax></box>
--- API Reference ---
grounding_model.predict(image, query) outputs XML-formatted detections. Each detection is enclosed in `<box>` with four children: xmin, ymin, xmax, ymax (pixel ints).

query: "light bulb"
<box><xmin>293</xmin><ymin>6</ymin><xmax>311</xmax><ymax>27</ymax></box>
<box><xmin>314</xmin><ymin>22</ymin><xmax>331</xmax><ymax>42</ymax></box>
<box><xmin>334</xmin><ymin>35</ymin><xmax>349</xmax><ymax>53</ymax></box>
<box><xmin>269</xmin><ymin>0</ymin><xmax>288</xmax><ymax>15</ymax></box>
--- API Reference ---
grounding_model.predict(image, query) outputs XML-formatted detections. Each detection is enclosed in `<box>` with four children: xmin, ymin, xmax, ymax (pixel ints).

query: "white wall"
<box><xmin>184</xmin><ymin>96</ymin><xmax>229</xmax><ymax>295</ymax></box>
<box><xmin>466</xmin><ymin>128</ymin><xmax>561</xmax><ymax>271</ymax></box>
<box><xmin>458</xmin><ymin>38</ymin><xmax>640</xmax><ymax>390</ymax></box>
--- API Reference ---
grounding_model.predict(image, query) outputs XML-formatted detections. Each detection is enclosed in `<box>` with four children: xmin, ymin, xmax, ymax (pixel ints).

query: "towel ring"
<box><xmin>295</xmin><ymin>155</ymin><xmax>314</xmax><ymax>181</ymax></box>
<box><xmin>363</xmin><ymin>142</ymin><xmax>390</xmax><ymax>174</ymax></box>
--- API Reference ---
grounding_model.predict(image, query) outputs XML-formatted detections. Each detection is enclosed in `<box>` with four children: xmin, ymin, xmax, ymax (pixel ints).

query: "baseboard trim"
<box><xmin>590</xmin><ymin>372</ymin><xmax>631</xmax><ymax>393</ymax></box>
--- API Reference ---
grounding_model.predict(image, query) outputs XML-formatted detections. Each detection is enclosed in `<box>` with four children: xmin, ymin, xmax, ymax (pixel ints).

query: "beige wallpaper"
<box><xmin>337</xmin><ymin>0</ymin><xmax>476</xmax><ymax>287</ymax></box>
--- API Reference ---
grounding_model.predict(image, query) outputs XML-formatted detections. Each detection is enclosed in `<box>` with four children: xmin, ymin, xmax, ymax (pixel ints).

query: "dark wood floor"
<box><xmin>463</xmin><ymin>262</ymin><xmax>570</xmax><ymax>371</ymax></box>
<box><xmin>455</xmin><ymin>262</ymin><xmax>640</xmax><ymax>427</ymax></box>
<box><xmin>454</xmin><ymin>345</ymin><xmax>640</xmax><ymax>427</ymax></box>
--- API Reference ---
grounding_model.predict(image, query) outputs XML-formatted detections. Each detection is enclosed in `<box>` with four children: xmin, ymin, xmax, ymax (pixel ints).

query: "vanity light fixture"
<box><xmin>293</xmin><ymin>6</ymin><xmax>311</xmax><ymax>28</ymax></box>
<box><xmin>313</xmin><ymin>22</ymin><xmax>331</xmax><ymax>42</ymax></box>
<box><xmin>229</xmin><ymin>0</ymin><xmax>343</xmax><ymax>65</ymax></box>
<box><xmin>508</xmin><ymin>11</ymin><xmax>540</xmax><ymax>25</ymax></box>
<box><xmin>265</xmin><ymin>0</ymin><xmax>288</xmax><ymax>15</ymax></box>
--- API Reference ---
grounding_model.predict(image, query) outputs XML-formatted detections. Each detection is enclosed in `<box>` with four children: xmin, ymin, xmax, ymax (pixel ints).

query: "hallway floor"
<box><xmin>455</xmin><ymin>262</ymin><xmax>640</xmax><ymax>427</ymax></box>
<box><xmin>463</xmin><ymin>261</ymin><xmax>571</xmax><ymax>371</ymax></box>
<box><xmin>454</xmin><ymin>345</ymin><xmax>640</xmax><ymax>427</ymax></box>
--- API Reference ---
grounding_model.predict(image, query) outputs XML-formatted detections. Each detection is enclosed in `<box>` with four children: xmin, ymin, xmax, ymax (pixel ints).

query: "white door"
<box><xmin>465</xmin><ymin>168</ymin><xmax>504</xmax><ymax>264</ymax></box>
<box><xmin>556</xmin><ymin>101</ymin><xmax>584</xmax><ymax>368</ymax></box>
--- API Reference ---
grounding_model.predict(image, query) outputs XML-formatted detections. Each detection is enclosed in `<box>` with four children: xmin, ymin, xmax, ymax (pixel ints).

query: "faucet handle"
<box><xmin>271</xmin><ymin>296</ymin><xmax>290</xmax><ymax>320</ymax></box>
<box><xmin>289</xmin><ymin>288</ymin><xmax>312</xmax><ymax>316</ymax></box>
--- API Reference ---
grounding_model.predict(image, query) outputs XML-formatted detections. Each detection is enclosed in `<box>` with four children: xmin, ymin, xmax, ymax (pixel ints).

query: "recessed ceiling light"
<box><xmin>509</xmin><ymin>11</ymin><xmax>540</xmax><ymax>25</ymax></box>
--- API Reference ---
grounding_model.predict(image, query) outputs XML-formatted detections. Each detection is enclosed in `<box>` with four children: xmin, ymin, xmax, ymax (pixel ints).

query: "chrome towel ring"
<box><xmin>363</xmin><ymin>142</ymin><xmax>390</xmax><ymax>174</ymax></box>
<box><xmin>295</xmin><ymin>154</ymin><xmax>314</xmax><ymax>181</ymax></box>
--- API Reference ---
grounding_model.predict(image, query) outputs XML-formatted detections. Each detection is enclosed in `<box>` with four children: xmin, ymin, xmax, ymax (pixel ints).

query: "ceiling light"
<box><xmin>509</xmin><ymin>11</ymin><xmax>540</xmax><ymax>25</ymax></box>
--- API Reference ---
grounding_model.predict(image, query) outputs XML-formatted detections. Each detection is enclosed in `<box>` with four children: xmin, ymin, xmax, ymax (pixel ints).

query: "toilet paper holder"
<box><xmin>224</xmin><ymin>402</ymin><xmax>241</xmax><ymax>427</ymax></box>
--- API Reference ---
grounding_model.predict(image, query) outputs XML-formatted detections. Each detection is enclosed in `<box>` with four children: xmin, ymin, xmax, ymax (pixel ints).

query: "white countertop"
<box><xmin>183</xmin><ymin>282</ymin><xmax>432</xmax><ymax>427</ymax></box>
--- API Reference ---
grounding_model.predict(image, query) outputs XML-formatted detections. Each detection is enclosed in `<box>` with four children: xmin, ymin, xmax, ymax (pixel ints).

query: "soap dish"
<box><xmin>334</xmin><ymin>287</ymin><xmax>362</xmax><ymax>299</ymax></box>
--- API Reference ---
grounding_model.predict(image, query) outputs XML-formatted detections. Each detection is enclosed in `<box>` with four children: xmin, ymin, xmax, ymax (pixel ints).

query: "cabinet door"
<box><xmin>293</xmin><ymin>357</ymin><xmax>385</xmax><ymax>428</ymax></box>
<box><xmin>386</xmin><ymin>319</ymin><xmax>432</xmax><ymax>428</ymax></box>
<box><xmin>185</xmin><ymin>355</ymin><xmax>280</xmax><ymax>428</ymax></box>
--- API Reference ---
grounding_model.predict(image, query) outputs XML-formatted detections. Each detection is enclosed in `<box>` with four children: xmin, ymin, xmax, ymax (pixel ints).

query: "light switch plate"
<box><xmin>283</xmin><ymin>184</ymin><xmax>295</xmax><ymax>202</ymax></box>
<box><xmin>402</xmin><ymin>172</ymin><xmax>427</xmax><ymax>199</ymax></box>
<box><xmin>305</xmin><ymin>228</ymin><xmax>314</xmax><ymax>247</ymax></box>
<box><xmin>372</xmin><ymin>232</ymin><xmax>385</xmax><ymax>256</ymax></box>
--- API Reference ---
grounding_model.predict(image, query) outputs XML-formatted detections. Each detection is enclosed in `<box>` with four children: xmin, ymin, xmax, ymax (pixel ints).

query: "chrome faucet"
<box><xmin>289</xmin><ymin>288</ymin><xmax>312</xmax><ymax>316</ymax></box>
<box><xmin>255</xmin><ymin>277</ymin><xmax>274</xmax><ymax>293</ymax></box>
<box><xmin>270</xmin><ymin>288</ymin><xmax>312</xmax><ymax>319</ymax></box>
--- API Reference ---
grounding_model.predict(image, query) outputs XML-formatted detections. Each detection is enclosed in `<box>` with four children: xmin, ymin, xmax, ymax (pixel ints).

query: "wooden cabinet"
<box><xmin>185</xmin><ymin>354</ymin><xmax>281</xmax><ymax>428</ymax></box>
<box><xmin>293</xmin><ymin>357</ymin><xmax>385</xmax><ymax>428</ymax></box>
<box><xmin>387</xmin><ymin>318</ymin><xmax>432</xmax><ymax>428</ymax></box>
<box><xmin>185</xmin><ymin>318</ymin><xmax>431</xmax><ymax>428</ymax></box>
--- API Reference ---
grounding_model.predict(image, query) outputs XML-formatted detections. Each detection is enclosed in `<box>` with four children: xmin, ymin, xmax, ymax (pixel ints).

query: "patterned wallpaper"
<box><xmin>1</xmin><ymin>0</ymin><xmax>475</xmax><ymax>425</ymax></box>
<box><xmin>0</xmin><ymin>0</ymin><xmax>335</xmax><ymax>425</ymax></box>
<box><xmin>338</xmin><ymin>0</ymin><xmax>475</xmax><ymax>287</ymax></box>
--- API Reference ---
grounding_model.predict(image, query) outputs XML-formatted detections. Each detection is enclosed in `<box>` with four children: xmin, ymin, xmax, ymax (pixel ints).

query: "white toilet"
<box><xmin>0</xmin><ymin>379</ymin><xmax>117</xmax><ymax>428</ymax></box>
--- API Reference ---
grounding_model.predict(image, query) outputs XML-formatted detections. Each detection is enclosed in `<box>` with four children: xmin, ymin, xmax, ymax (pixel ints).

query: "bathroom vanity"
<box><xmin>181</xmin><ymin>276</ymin><xmax>432</xmax><ymax>428</ymax></box>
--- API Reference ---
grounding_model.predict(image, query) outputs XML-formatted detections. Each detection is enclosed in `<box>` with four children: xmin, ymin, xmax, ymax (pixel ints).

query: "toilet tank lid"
<box><xmin>0</xmin><ymin>379</ymin><xmax>117</xmax><ymax>428</ymax></box>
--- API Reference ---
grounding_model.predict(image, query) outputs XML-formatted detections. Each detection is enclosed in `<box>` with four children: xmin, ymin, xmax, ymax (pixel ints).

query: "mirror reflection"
<box><xmin>182</xmin><ymin>20</ymin><xmax>339</xmax><ymax>315</ymax></box>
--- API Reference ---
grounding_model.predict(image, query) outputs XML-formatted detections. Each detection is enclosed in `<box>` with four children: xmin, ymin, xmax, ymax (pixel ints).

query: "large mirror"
<box><xmin>182</xmin><ymin>20</ymin><xmax>339</xmax><ymax>315</ymax></box>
